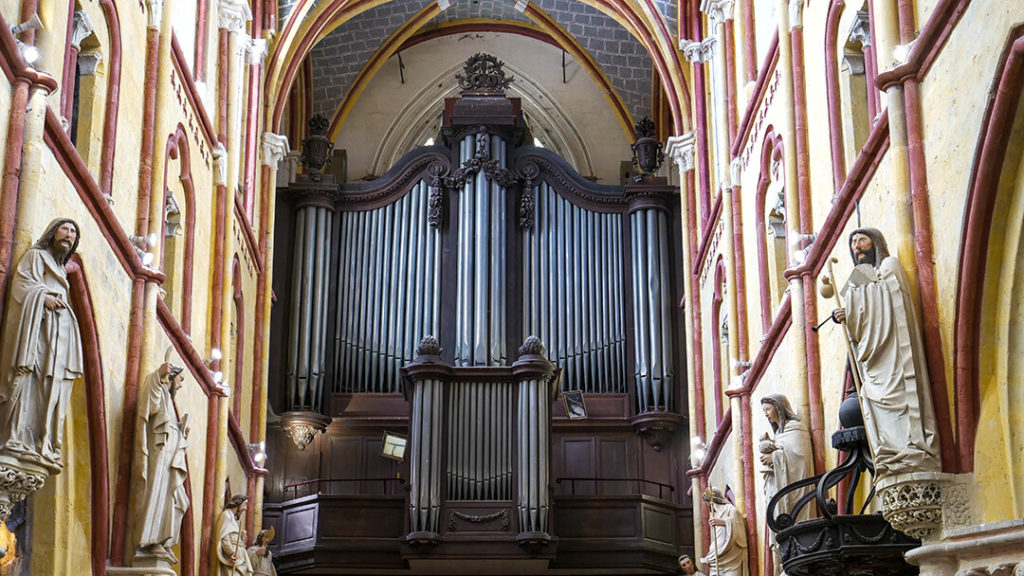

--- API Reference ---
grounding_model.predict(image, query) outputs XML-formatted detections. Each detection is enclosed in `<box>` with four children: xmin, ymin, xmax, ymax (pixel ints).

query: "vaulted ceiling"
<box><xmin>269</xmin><ymin>0</ymin><xmax>687</xmax><ymax>182</ymax></box>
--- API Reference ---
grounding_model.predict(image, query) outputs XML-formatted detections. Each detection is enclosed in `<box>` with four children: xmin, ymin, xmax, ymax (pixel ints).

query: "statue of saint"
<box><xmin>0</xmin><ymin>218</ymin><xmax>83</xmax><ymax>470</ymax></box>
<box><xmin>678</xmin><ymin>554</ymin><xmax>705</xmax><ymax>576</ymax></box>
<box><xmin>700</xmin><ymin>488</ymin><xmax>747</xmax><ymax>576</ymax></box>
<box><xmin>136</xmin><ymin>362</ymin><xmax>191</xmax><ymax>563</ymax></box>
<box><xmin>759</xmin><ymin>394</ymin><xmax>813</xmax><ymax>520</ymax></box>
<box><xmin>833</xmin><ymin>227</ymin><xmax>941</xmax><ymax>477</ymax></box>
<box><xmin>215</xmin><ymin>494</ymin><xmax>253</xmax><ymax>576</ymax></box>
<box><xmin>247</xmin><ymin>528</ymin><xmax>278</xmax><ymax>576</ymax></box>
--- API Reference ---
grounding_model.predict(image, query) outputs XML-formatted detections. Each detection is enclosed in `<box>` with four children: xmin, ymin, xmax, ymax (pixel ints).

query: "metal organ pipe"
<box><xmin>331</xmin><ymin>183</ymin><xmax>440</xmax><ymax>394</ymax></box>
<box><xmin>629</xmin><ymin>205</ymin><xmax>674</xmax><ymax>413</ymax></box>
<box><xmin>287</xmin><ymin>193</ymin><xmax>338</xmax><ymax>412</ymax></box>
<box><xmin>520</xmin><ymin>184</ymin><xmax>626</xmax><ymax>393</ymax></box>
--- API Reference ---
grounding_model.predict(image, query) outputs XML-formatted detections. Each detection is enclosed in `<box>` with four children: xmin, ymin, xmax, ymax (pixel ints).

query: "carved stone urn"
<box><xmin>630</xmin><ymin>117</ymin><xmax>664</xmax><ymax>182</ymax></box>
<box><xmin>300</xmin><ymin>114</ymin><xmax>334</xmax><ymax>181</ymax></box>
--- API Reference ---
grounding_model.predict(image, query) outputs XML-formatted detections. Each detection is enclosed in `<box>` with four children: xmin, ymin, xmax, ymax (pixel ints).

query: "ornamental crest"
<box><xmin>456</xmin><ymin>53</ymin><xmax>514</xmax><ymax>96</ymax></box>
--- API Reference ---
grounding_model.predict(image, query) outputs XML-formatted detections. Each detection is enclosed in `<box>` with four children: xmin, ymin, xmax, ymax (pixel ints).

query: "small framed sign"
<box><xmin>562</xmin><ymin>391</ymin><xmax>588</xmax><ymax>420</ymax></box>
<box><xmin>381</xmin><ymin>431</ymin><xmax>408</xmax><ymax>461</ymax></box>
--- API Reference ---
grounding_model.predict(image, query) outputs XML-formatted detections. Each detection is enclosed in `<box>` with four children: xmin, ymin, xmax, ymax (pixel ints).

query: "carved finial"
<box><xmin>456</xmin><ymin>53</ymin><xmax>514</xmax><ymax>96</ymax></box>
<box><xmin>300</xmin><ymin>115</ymin><xmax>333</xmax><ymax>181</ymax></box>
<box><xmin>631</xmin><ymin>116</ymin><xmax>665</xmax><ymax>182</ymax></box>
<box><xmin>518</xmin><ymin>335</ymin><xmax>547</xmax><ymax>358</ymax></box>
<box><xmin>417</xmin><ymin>335</ymin><xmax>443</xmax><ymax>356</ymax></box>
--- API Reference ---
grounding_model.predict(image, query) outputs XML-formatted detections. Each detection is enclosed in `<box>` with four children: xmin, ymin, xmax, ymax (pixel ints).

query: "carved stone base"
<box><xmin>877</xmin><ymin>472</ymin><xmax>973</xmax><ymax>541</ymax></box>
<box><xmin>0</xmin><ymin>455</ymin><xmax>50</xmax><ymax>524</ymax></box>
<box><xmin>106</xmin><ymin>559</ymin><xmax>177</xmax><ymax>576</ymax></box>
<box><xmin>905</xmin><ymin>518</ymin><xmax>1024</xmax><ymax>576</ymax></box>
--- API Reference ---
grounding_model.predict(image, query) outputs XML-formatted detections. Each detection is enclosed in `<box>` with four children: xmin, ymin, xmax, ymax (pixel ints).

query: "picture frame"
<box><xmin>562</xmin><ymin>390</ymin><xmax>588</xmax><ymax>420</ymax></box>
<box><xmin>381</xmin><ymin>431</ymin><xmax>408</xmax><ymax>461</ymax></box>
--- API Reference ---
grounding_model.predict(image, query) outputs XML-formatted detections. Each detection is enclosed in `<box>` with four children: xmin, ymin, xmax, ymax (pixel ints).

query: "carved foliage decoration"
<box><xmin>448</xmin><ymin>509</ymin><xmax>510</xmax><ymax>531</ymax></box>
<box><xmin>456</xmin><ymin>53</ymin><xmax>514</xmax><ymax>96</ymax></box>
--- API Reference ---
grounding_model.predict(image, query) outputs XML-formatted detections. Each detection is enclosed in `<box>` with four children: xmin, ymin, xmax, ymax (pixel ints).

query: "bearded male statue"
<box><xmin>833</xmin><ymin>227</ymin><xmax>941</xmax><ymax>477</ymax></box>
<box><xmin>0</xmin><ymin>218</ymin><xmax>84</xmax><ymax>471</ymax></box>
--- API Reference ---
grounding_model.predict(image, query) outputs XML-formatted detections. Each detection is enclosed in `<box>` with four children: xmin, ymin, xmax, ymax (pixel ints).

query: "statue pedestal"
<box><xmin>876</xmin><ymin>472</ymin><xmax>973</xmax><ymax>541</ymax></box>
<box><xmin>0</xmin><ymin>454</ymin><xmax>50</xmax><ymax>523</ymax></box>
<box><xmin>905</xmin><ymin>518</ymin><xmax>1024</xmax><ymax>576</ymax></box>
<box><xmin>106</xmin><ymin>557</ymin><xmax>177</xmax><ymax>576</ymax></box>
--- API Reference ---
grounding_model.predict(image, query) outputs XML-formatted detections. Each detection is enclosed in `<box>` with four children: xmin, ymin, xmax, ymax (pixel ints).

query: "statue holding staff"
<box><xmin>831</xmin><ymin>227</ymin><xmax>941</xmax><ymax>477</ymax></box>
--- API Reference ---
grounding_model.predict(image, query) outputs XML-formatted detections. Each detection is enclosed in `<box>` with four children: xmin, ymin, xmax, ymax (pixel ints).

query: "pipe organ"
<box><xmin>270</xmin><ymin>54</ymin><xmax>688</xmax><ymax>567</ymax></box>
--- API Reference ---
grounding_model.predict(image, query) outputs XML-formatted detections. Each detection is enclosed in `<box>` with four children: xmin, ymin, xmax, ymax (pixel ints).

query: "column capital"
<box><xmin>213</xmin><ymin>144</ymin><xmax>228</xmax><ymax>186</ymax></box>
<box><xmin>145</xmin><ymin>0</ymin><xmax>163</xmax><ymax>29</ymax></box>
<box><xmin>700</xmin><ymin>0</ymin><xmax>735</xmax><ymax>29</ymax></box>
<box><xmin>247</xmin><ymin>38</ymin><xmax>268</xmax><ymax>66</ymax></box>
<box><xmin>77</xmin><ymin>52</ymin><xmax>102</xmax><ymax>76</ymax></box>
<box><xmin>261</xmin><ymin>132</ymin><xmax>290</xmax><ymax>168</ymax></box>
<box><xmin>680</xmin><ymin>37</ymin><xmax>716</xmax><ymax>64</ymax></box>
<box><xmin>70</xmin><ymin>10</ymin><xmax>95</xmax><ymax>51</ymax></box>
<box><xmin>665</xmin><ymin>132</ymin><xmax>696</xmax><ymax>173</ymax></box>
<box><xmin>848</xmin><ymin>9</ymin><xmax>872</xmax><ymax>48</ymax></box>
<box><xmin>730</xmin><ymin>157</ymin><xmax>742</xmax><ymax>188</ymax></box>
<box><xmin>219</xmin><ymin>0</ymin><xmax>252</xmax><ymax>34</ymax></box>
<box><xmin>789</xmin><ymin>0</ymin><xmax>804</xmax><ymax>30</ymax></box>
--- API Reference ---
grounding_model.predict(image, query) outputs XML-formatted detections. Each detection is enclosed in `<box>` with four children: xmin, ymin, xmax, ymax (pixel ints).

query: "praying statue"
<box><xmin>760</xmin><ymin>393</ymin><xmax>813</xmax><ymax>575</ymax></box>
<box><xmin>700</xmin><ymin>488</ymin><xmax>748</xmax><ymax>576</ymax></box>
<box><xmin>0</xmin><ymin>218</ymin><xmax>83</xmax><ymax>471</ymax></box>
<box><xmin>136</xmin><ymin>362</ymin><xmax>191</xmax><ymax>563</ymax></box>
<box><xmin>759</xmin><ymin>394</ymin><xmax>813</xmax><ymax>520</ymax></box>
<box><xmin>215</xmin><ymin>494</ymin><xmax>254</xmax><ymax>576</ymax></box>
<box><xmin>833</xmin><ymin>227</ymin><xmax>940</xmax><ymax>477</ymax></box>
<box><xmin>248</xmin><ymin>528</ymin><xmax>278</xmax><ymax>576</ymax></box>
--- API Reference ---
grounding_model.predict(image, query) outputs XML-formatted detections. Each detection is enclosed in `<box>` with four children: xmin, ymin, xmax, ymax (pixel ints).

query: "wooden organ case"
<box><xmin>265</xmin><ymin>54</ymin><xmax>694</xmax><ymax>574</ymax></box>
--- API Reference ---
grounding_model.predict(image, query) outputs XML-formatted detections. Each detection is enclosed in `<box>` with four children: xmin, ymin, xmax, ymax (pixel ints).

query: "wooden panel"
<box><xmin>556</xmin><ymin>504</ymin><xmax>637</xmax><ymax>538</ymax></box>
<box><xmin>641</xmin><ymin>502</ymin><xmax>675</xmax><ymax>544</ymax></box>
<box><xmin>282</xmin><ymin>501</ymin><xmax>318</xmax><ymax>549</ymax></box>
<box><xmin>561</xmin><ymin>438</ymin><xmax>596</xmax><ymax>494</ymax></box>
<box><xmin>318</xmin><ymin>497</ymin><xmax>405</xmax><ymax>538</ymax></box>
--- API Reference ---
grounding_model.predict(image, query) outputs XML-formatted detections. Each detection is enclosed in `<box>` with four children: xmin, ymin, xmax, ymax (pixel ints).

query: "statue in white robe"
<box><xmin>215</xmin><ymin>494</ymin><xmax>253</xmax><ymax>576</ymax></box>
<box><xmin>701</xmin><ymin>489</ymin><xmax>747</xmax><ymax>576</ymax></box>
<box><xmin>759</xmin><ymin>393</ymin><xmax>813</xmax><ymax>520</ymax></box>
<box><xmin>136</xmin><ymin>363</ymin><xmax>190</xmax><ymax>562</ymax></box>
<box><xmin>0</xmin><ymin>218</ymin><xmax>83</xmax><ymax>471</ymax></box>
<box><xmin>759</xmin><ymin>394</ymin><xmax>813</xmax><ymax>575</ymax></box>
<box><xmin>247</xmin><ymin>528</ymin><xmax>278</xmax><ymax>576</ymax></box>
<box><xmin>834</xmin><ymin>227</ymin><xmax>941</xmax><ymax>477</ymax></box>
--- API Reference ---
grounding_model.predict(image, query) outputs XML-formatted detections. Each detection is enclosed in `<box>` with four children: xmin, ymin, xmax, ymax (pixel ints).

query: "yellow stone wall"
<box><xmin>686</xmin><ymin>0</ymin><xmax>1024</xmax><ymax>572</ymax></box>
<box><xmin>1</xmin><ymin>0</ymin><xmax>274</xmax><ymax>572</ymax></box>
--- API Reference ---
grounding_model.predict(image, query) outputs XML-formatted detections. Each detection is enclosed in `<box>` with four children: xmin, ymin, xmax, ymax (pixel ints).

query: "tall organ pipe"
<box><xmin>333</xmin><ymin>182</ymin><xmax>440</xmax><ymax>393</ymax></box>
<box><xmin>454</xmin><ymin>131</ymin><xmax>510</xmax><ymax>366</ymax></box>
<box><xmin>628</xmin><ymin>199</ymin><xmax>674</xmax><ymax>413</ymax></box>
<box><xmin>514</xmin><ymin>337</ymin><xmax>556</xmax><ymax>535</ymax></box>
<box><xmin>521</xmin><ymin>184</ymin><xmax>626</xmax><ymax>393</ymax></box>
<box><xmin>287</xmin><ymin>189</ymin><xmax>338</xmax><ymax>412</ymax></box>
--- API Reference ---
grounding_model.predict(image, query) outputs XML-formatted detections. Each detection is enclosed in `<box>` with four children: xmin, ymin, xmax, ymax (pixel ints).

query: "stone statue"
<box><xmin>247</xmin><ymin>528</ymin><xmax>278</xmax><ymax>576</ymax></box>
<box><xmin>833</xmin><ymin>227</ymin><xmax>941</xmax><ymax>477</ymax></box>
<box><xmin>759</xmin><ymin>394</ymin><xmax>813</xmax><ymax>519</ymax></box>
<box><xmin>678</xmin><ymin>553</ymin><xmax>706</xmax><ymax>576</ymax></box>
<box><xmin>700</xmin><ymin>488</ymin><xmax>748</xmax><ymax>576</ymax></box>
<box><xmin>215</xmin><ymin>494</ymin><xmax>253</xmax><ymax>576</ymax></box>
<box><xmin>136</xmin><ymin>362</ymin><xmax>191</xmax><ymax>563</ymax></box>
<box><xmin>0</xmin><ymin>218</ymin><xmax>83</xmax><ymax>471</ymax></box>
